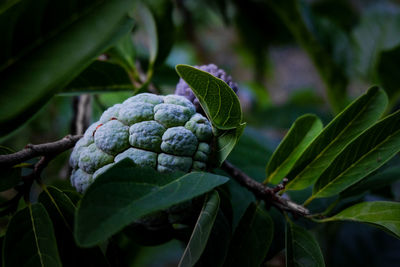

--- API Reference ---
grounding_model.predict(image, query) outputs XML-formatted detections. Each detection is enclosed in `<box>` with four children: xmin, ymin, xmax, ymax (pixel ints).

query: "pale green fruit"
<box><xmin>69</xmin><ymin>93</ymin><xmax>213</xmax><ymax>193</ymax></box>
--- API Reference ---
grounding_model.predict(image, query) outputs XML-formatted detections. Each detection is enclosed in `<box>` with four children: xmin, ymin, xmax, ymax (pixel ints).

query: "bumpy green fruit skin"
<box><xmin>69</xmin><ymin>93</ymin><xmax>213</xmax><ymax>193</ymax></box>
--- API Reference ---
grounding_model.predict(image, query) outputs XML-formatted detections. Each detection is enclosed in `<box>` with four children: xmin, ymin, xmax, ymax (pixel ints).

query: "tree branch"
<box><xmin>0</xmin><ymin>135</ymin><xmax>310</xmax><ymax>216</ymax></box>
<box><xmin>0</xmin><ymin>135</ymin><xmax>82</xmax><ymax>168</ymax></box>
<box><xmin>221</xmin><ymin>161</ymin><xmax>310</xmax><ymax>217</ymax></box>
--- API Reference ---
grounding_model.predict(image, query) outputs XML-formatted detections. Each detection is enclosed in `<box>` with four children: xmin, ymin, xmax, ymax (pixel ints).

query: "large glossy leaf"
<box><xmin>223</xmin><ymin>204</ymin><xmax>274</xmax><ymax>267</ymax></box>
<box><xmin>0</xmin><ymin>0</ymin><xmax>135</xmax><ymax>137</ymax></box>
<box><xmin>0</xmin><ymin>146</ymin><xmax>20</xmax><ymax>191</ymax></box>
<box><xmin>285</xmin><ymin>86</ymin><xmax>387</xmax><ymax>190</ymax></box>
<box><xmin>265</xmin><ymin>114</ymin><xmax>323</xmax><ymax>184</ymax></box>
<box><xmin>39</xmin><ymin>186</ymin><xmax>108</xmax><ymax>267</ymax></box>
<box><xmin>178</xmin><ymin>191</ymin><xmax>220</xmax><ymax>267</ymax></box>
<box><xmin>286</xmin><ymin>221</ymin><xmax>325</xmax><ymax>267</ymax></box>
<box><xmin>320</xmin><ymin>201</ymin><xmax>400</xmax><ymax>239</ymax></box>
<box><xmin>310</xmin><ymin>110</ymin><xmax>400</xmax><ymax>201</ymax></box>
<box><xmin>341</xmin><ymin>166</ymin><xmax>400</xmax><ymax>198</ymax></box>
<box><xmin>75</xmin><ymin>159</ymin><xmax>229</xmax><ymax>247</ymax></box>
<box><xmin>3</xmin><ymin>203</ymin><xmax>61</xmax><ymax>267</ymax></box>
<box><xmin>63</xmin><ymin>61</ymin><xmax>134</xmax><ymax>94</ymax></box>
<box><xmin>214</xmin><ymin>123</ymin><xmax>246</xmax><ymax>167</ymax></box>
<box><xmin>175</xmin><ymin>64</ymin><xmax>243</xmax><ymax>130</ymax></box>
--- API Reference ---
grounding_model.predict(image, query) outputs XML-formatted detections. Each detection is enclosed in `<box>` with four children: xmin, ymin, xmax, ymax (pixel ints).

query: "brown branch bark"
<box><xmin>0</xmin><ymin>135</ymin><xmax>82</xmax><ymax>168</ymax></box>
<box><xmin>0</xmin><ymin>134</ymin><xmax>309</xmax><ymax>216</ymax></box>
<box><xmin>221</xmin><ymin>161</ymin><xmax>310</xmax><ymax>217</ymax></box>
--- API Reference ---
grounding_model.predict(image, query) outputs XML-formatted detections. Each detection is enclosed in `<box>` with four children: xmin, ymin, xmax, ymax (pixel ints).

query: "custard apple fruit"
<box><xmin>69</xmin><ymin>93</ymin><xmax>213</xmax><ymax>193</ymax></box>
<box><xmin>175</xmin><ymin>64</ymin><xmax>239</xmax><ymax>111</ymax></box>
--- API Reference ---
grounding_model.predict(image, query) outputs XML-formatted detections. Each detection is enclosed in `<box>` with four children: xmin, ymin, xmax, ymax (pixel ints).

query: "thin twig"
<box><xmin>0</xmin><ymin>135</ymin><xmax>82</xmax><ymax>168</ymax></box>
<box><xmin>75</xmin><ymin>95</ymin><xmax>92</xmax><ymax>135</ymax></box>
<box><xmin>221</xmin><ymin>161</ymin><xmax>310</xmax><ymax>217</ymax></box>
<box><xmin>0</xmin><ymin>135</ymin><xmax>310</xmax><ymax>217</ymax></box>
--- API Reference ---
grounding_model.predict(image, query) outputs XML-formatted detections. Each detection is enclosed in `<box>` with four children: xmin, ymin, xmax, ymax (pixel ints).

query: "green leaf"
<box><xmin>178</xmin><ymin>191</ymin><xmax>220</xmax><ymax>267</ymax></box>
<box><xmin>175</xmin><ymin>64</ymin><xmax>245</xmax><ymax>163</ymax></box>
<box><xmin>194</xmin><ymin>209</ymin><xmax>232</xmax><ymax>267</ymax></box>
<box><xmin>286</xmin><ymin>86</ymin><xmax>388</xmax><ymax>190</ymax></box>
<box><xmin>376</xmin><ymin>45</ymin><xmax>400</xmax><ymax>106</ymax></box>
<box><xmin>0</xmin><ymin>146</ymin><xmax>20</xmax><ymax>191</ymax></box>
<box><xmin>265</xmin><ymin>114</ymin><xmax>323</xmax><ymax>184</ymax></box>
<box><xmin>175</xmin><ymin>64</ymin><xmax>243</xmax><ymax>130</ymax></box>
<box><xmin>214</xmin><ymin>123</ymin><xmax>246</xmax><ymax>167</ymax></box>
<box><xmin>107</xmin><ymin>33</ymin><xmax>136</xmax><ymax>73</ymax></box>
<box><xmin>310</xmin><ymin>109</ymin><xmax>400</xmax><ymax>201</ymax></box>
<box><xmin>0</xmin><ymin>0</ymin><xmax>135</xmax><ymax>137</ymax></box>
<box><xmin>38</xmin><ymin>186</ymin><xmax>108</xmax><ymax>267</ymax></box>
<box><xmin>3</xmin><ymin>203</ymin><xmax>61</xmax><ymax>267</ymax></box>
<box><xmin>63</xmin><ymin>190</ymin><xmax>82</xmax><ymax>206</ymax></box>
<box><xmin>135</xmin><ymin>3</ymin><xmax>158</xmax><ymax>66</ymax></box>
<box><xmin>75</xmin><ymin>159</ymin><xmax>229</xmax><ymax>247</ymax></box>
<box><xmin>319</xmin><ymin>201</ymin><xmax>400</xmax><ymax>239</ymax></box>
<box><xmin>352</xmin><ymin>9</ymin><xmax>400</xmax><ymax>80</ymax></box>
<box><xmin>341</xmin><ymin>166</ymin><xmax>400</xmax><ymax>198</ymax></box>
<box><xmin>39</xmin><ymin>187</ymin><xmax>75</xmax><ymax>229</ymax></box>
<box><xmin>223</xmin><ymin>203</ymin><xmax>274</xmax><ymax>267</ymax></box>
<box><xmin>286</xmin><ymin>221</ymin><xmax>325</xmax><ymax>267</ymax></box>
<box><xmin>62</xmin><ymin>61</ymin><xmax>134</xmax><ymax>94</ymax></box>
<box><xmin>147</xmin><ymin>0</ymin><xmax>175</xmax><ymax>66</ymax></box>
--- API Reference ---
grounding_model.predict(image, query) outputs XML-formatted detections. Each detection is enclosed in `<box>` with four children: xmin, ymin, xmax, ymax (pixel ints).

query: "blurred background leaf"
<box><xmin>0</xmin><ymin>0</ymin><xmax>136</xmax><ymax>137</ymax></box>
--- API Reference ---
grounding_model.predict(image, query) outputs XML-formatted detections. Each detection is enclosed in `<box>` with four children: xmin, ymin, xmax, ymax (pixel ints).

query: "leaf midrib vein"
<box><xmin>267</xmin><ymin>122</ymin><xmax>319</xmax><ymax>182</ymax></box>
<box><xmin>30</xmin><ymin>205</ymin><xmax>45</xmax><ymax>267</ymax></box>
<box><xmin>314</xmin><ymin>129</ymin><xmax>400</xmax><ymax>197</ymax></box>
<box><xmin>288</xmin><ymin>94</ymin><xmax>380</xmax><ymax>188</ymax></box>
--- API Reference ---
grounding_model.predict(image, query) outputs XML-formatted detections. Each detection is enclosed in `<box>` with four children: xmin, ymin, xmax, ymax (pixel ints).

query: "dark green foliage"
<box><xmin>194</xmin><ymin>209</ymin><xmax>232</xmax><ymax>267</ymax></box>
<box><xmin>0</xmin><ymin>0</ymin><xmax>135</xmax><ymax>137</ymax></box>
<box><xmin>3</xmin><ymin>203</ymin><xmax>62</xmax><ymax>267</ymax></box>
<box><xmin>224</xmin><ymin>203</ymin><xmax>274</xmax><ymax>267</ymax></box>
<box><xmin>64</xmin><ymin>61</ymin><xmax>134</xmax><ymax>94</ymax></box>
<box><xmin>286</xmin><ymin>86</ymin><xmax>388</xmax><ymax>190</ymax></box>
<box><xmin>75</xmin><ymin>159</ymin><xmax>229</xmax><ymax>247</ymax></box>
<box><xmin>176</xmin><ymin>64</ymin><xmax>243</xmax><ymax>130</ymax></box>
<box><xmin>178</xmin><ymin>191</ymin><xmax>220</xmax><ymax>266</ymax></box>
<box><xmin>286</xmin><ymin>221</ymin><xmax>325</xmax><ymax>267</ymax></box>
<box><xmin>320</xmin><ymin>201</ymin><xmax>400</xmax><ymax>239</ymax></box>
<box><xmin>312</xmin><ymin>110</ymin><xmax>400</xmax><ymax>200</ymax></box>
<box><xmin>176</xmin><ymin>64</ymin><xmax>246</xmax><ymax>166</ymax></box>
<box><xmin>341</xmin><ymin>165</ymin><xmax>400</xmax><ymax>198</ymax></box>
<box><xmin>266</xmin><ymin>114</ymin><xmax>323</xmax><ymax>184</ymax></box>
<box><xmin>38</xmin><ymin>186</ymin><xmax>109</xmax><ymax>266</ymax></box>
<box><xmin>1</xmin><ymin>0</ymin><xmax>400</xmax><ymax>265</ymax></box>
